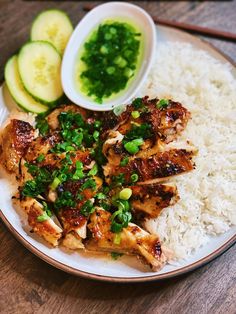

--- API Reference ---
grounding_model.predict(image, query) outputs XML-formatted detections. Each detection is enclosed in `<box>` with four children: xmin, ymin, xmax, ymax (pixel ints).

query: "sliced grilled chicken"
<box><xmin>0</xmin><ymin>119</ymin><xmax>34</xmax><ymax>174</ymax></box>
<box><xmin>130</xmin><ymin>183</ymin><xmax>179</xmax><ymax>218</ymax></box>
<box><xmin>102</xmin><ymin>97</ymin><xmax>191</xmax><ymax>166</ymax></box>
<box><xmin>55</xmin><ymin>176</ymin><xmax>102</xmax><ymax>243</ymax></box>
<box><xmin>87</xmin><ymin>208</ymin><xmax>171</xmax><ymax>271</ymax></box>
<box><xmin>0</xmin><ymin>96</ymin><xmax>197</xmax><ymax>271</ymax></box>
<box><xmin>12</xmin><ymin>196</ymin><xmax>62</xmax><ymax>246</ymax></box>
<box><xmin>102</xmin><ymin>130</ymin><xmax>168</xmax><ymax>166</ymax></box>
<box><xmin>46</xmin><ymin>104</ymin><xmax>89</xmax><ymax>130</ymax></box>
<box><xmin>100</xmin><ymin>97</ymin><xmax>190</xmax><ymax>143</ymax></box>
<box><xmin>25</xmin><ymin>131</ymin><xmax>61</xmax><ymax>162</ymax></box>
<box><xmin>104</xmin><ymin>148</ymin><xmax>196</xmax><ymax>185</ymax></box>
<box><xmin>107</xmin><ymin>183</ymin><xmax>178</xmax><ymax>219</ymax></box>
<box><xmin>61</xmin><ymin>232</ymin><xmax>85</xmax><ymax>250</ymax></box>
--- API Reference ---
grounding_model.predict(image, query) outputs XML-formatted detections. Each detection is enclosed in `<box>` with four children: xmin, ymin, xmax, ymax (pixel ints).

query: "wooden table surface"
<box><xmin>0</xmin><ymin>1</ymin><xmax>235</xmax><ymax>313</ymax></box>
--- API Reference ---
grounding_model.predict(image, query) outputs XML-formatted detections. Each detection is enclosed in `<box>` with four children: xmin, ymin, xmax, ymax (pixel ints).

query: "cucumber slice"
<box><xmin>4</xmin><ymin>55</ymin><xmax>48</xmax><ymax>113</ymax></box>
<box><xmin>31</xmin><ymin>9</ymin><xmax>73</xmax><ymax>54</ymax></box>
<box><xmin>18</xmin><ymin>41</ymin><xmax>63</xmax><ymax>105</ymax></box>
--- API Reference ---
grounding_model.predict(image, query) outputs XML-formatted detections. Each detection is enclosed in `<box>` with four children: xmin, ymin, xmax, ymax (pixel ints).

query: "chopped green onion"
<box><xmin>113</xmin><ymin>233</ymin><xmax>121</xmax><ymax>245</ymax></box>
<box><xmin>58</xmin><ymin>173</ymin><xmax>67</xmax><ymax>182</ymax></box>
<box><xmin>76</xmin><ymin>161</ymin><xmax>83</xmax><ymax>170</ymax></box>
<box><xmin>119</xmin><ymin>188</ymin><xmax>132</xmax><ymax>200</ymax></box>
<box><xmin>111</xmin><ymin>252</ymin><xmax>123</xmax><ymax>260</ymax></box>
<box><xmin>112</xmin><ymin>173</ymin><xmax>125</xmax><ymax>186</ymax></box>
<box><xmin>157</xmin><ymin>99</ymin><xmax>169</xmax><ymax>109</ymax></box>
<box><xmin>118</xmin><ymin>200</ymin><xmax>130</xmax><ymax>211</ymax></box>
<box><xmin>37</xmin><ymin>211</ymin><xmax>50</xmax><ymax>222</ymax></box>
<box><xmin>106</xmin><ymin>66</ymin><xmax>115</xmax><ymax>75</ymax></box>
<box><xmin>76</xmin><ymin>193</ymin><xmax>84</xmax><ymax>201</ymax></box>
<box><xmin>124</xmin><ymin>67</ymin><xmax>133</xmax><ymax>78</ymax></box>
<box><xmin>113</xmin><ymin>105</ymin><xmax>126</xmax><ymax>116</ymax></box>
<box><xmin>132</xmin><ymin>138</ymin><xmax>144</xmax><ymax>146</ymax></box>
<box><xmin>131</xmin><ymin>173</ymin><xmax>139</xmax><ymax>183</ymax></box>
<box><xmin>88</xmin><ymin>163</ymin><xmax>98</xmax><ymax>176</ymax></box>
<box><xmin>80</xmin><ymin>200</ymin><xmax>95</xmax><ymax>216</ymax></box>
<box><xmin>114</xmin><ymin>56</ymin><xmax>127</xmax><ymax>68</ymax></box>
<box><xmin>100</xmin><ymin>45</ymin><xmax>108</xmax><ymax>54</ymax></box>
<box><xmin>93</xmin><ymin>130</ymin><xmax>100</xmax><ymax>141</ymax></box>
<box><xmin>94</xmin><ymin>120</ymin><xmax>102</xmax><ymax>129</ymax></box>
<box><xmin>50</xmin><ymin>177</ymin><xmax>61</xmax><ymax>190</ymax></box>
<box><xmin>36</xmin><ymin>154</ymin><xmax>45</xmax><ymax>163</ymax></box>
<box><xmin>132</xmin><ymin>98</ymin><xmax>143</xmax><ymax>109</ymax></box>
<box><xmin>111</xmin><ymin>221</ymin><xmax>123</xmax><ymax>233</ymax></box>
<box><xmin>131</xmin><ymin>111</ymin><xmax>140</xmax><ymax>119</ymax></box>
<box><xmin>80</xmin><ymin>178</ymin><xmax>97</xmax><ymax>191</ymax></box>
<box><xmin>42</xmin><ymin>201</ymin><xmax>52</xmax><ymax>218</ymax></box>
<box><xmin>120</xmin><ymin>157</ymin><xmax>129</xmax><ymax>167</ymax></box>
<box><xmin>95</xmin><ymin>193</ymin><xmax>106</xmax><ymax>200</ymax></box>
<box><xmin>124</xmin><ymin>138</ymin><xmax>143</xmax><ymax>155</ymax></box>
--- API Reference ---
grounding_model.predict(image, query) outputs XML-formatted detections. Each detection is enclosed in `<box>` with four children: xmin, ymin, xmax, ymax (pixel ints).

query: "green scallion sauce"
<box><xmin>75</xmin><ymin>20</ymin><xmax>142</xmax><ymax>104</ymax></box>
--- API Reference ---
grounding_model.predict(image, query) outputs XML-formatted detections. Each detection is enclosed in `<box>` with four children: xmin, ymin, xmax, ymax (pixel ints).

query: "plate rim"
<box><xmin>0</xmin><ymin>25</ymin><xmax>235</xmax><ymax>283</ymax></box>
<box><xmin>1</xmin><ymin>210</ymin><xmax>236</xmax><ymax>283</ymax></box>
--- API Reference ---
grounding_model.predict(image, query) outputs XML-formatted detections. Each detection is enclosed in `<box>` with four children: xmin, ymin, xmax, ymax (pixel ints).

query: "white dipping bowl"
<box><xmin>61</xmin><ymin>2</ymin><xmax>156</xmax><ymax>111</ymax></box>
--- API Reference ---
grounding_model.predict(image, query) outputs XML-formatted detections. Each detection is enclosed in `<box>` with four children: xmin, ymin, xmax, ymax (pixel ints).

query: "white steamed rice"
<box><xmin>141</xmin><ymin>42</ymin><xmax>236</xmax><ymax>259</ymax></box>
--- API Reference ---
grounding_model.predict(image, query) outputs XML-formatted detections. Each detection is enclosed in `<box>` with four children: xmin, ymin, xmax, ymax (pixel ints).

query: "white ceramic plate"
<box><xmin>0</xmin><ymin>25</ymin><xmax>235</xmax><ymax>282</ymax></box>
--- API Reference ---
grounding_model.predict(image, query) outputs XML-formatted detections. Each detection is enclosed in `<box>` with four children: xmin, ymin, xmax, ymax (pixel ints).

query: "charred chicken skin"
<box><xmin>0</xmin><ymin>97</ymin><xmax>197</xmax><ymax>271</ymax></box>
<box><xmin>87</xmin><ymin>208</ymin><xmax>172</xmax><ymax>271</ymax></box>
<box><xmin>104</xmin><ymin>148</ymin><xmax>196</xmax><ymax>185</ymax></box>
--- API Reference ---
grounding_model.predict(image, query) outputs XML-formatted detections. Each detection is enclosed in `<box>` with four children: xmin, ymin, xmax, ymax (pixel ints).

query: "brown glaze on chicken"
<box><xmin>87</xmin><ymin>208</ymin><xmax>171</xmax><ymax>271</ymax></box>
<box><xmin>46</xmin><ymin>104</ymin><xmax>89</xmax><ymax>130</ymax></box>
<box><xmin>25</xmin><ymin>132</ymin><xmax>61</xmax><ymax>162</ymax></box>
<box><xmin>100</xmin><ymin>96</ymin><xmax>190</xmax><ymax>143</ymax></box>
<box><xmin>56</xmin><ymin>176</ymin><xmax>102</xmax><ymax>238</ymax></box>
<box><xmin>130</xmin><ymin>183</ymin><xmax>179</xmax><ymax>218</ymax></box>
<box><xmin>107</xmin><ymin>183</ymin><xmax>179</xmax><ymax>219</ymax></box>
<box><xmin>0</xmin><ymin>119</ymin><xmax>34</xmax><ymax>173</ymax></box>
<box><xmin>13</xmin><ymin>196</ymin><xmax>62</xmax><ymax>246</ymax></box>
<box><xmin>104</xmin><ymin>148</ymin><xmax>196</xmax><ymax>185</ymax></box>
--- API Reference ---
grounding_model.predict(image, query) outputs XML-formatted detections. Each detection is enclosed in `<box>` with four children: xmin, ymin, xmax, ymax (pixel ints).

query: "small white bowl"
<box><xmin>61</xmin><ymin>2</ymin><xmax>156</xmax><ymax>111</ymax></box>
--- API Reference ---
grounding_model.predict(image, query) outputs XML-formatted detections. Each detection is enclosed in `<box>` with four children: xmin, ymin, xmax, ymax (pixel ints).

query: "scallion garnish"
<box><xmin>124</xmin><ymin>138</ymin><xmax>143</xmax><ymax>155</ymax></box>
<box><xmin>131</xmin><ymin>111</ymin><xmax>140</xmax><ymax>119</ymax></box>
<box><xmin>50</xmin><ymin>177</ymin><xmax>61</xmax><ymax>190</ymax></box>
<box><xmin>36</xmin><ymin>154</ymin><xmax>45</xmax><ymax>163</ymax></box>
<box><xmin>37</xmin><ymin>211</ymin><xmax>50</xmax><ymax>222</ymax></box>
<box><xmin>130</xmin><ymin>173</ymin><xmax>139</xmax><ymax>183</ymax></box>
<box><xmin>88</xmin><ymin>163</ymin><xmax>98</xmax><ymax>176</ymax></box>
<box><xmin>120</xmin><ymin>157</ymin><xmax>129</xmax><ymax>167</ymax></box>
<box><xmin>157</xmin><ymin>99</ymin><xmax>169</xmax><ymax>109</ymax></box>
<box><xmin>80</xmin><ymin>200</ymin><xmax>94</xmax><ymax>216</ymax></box>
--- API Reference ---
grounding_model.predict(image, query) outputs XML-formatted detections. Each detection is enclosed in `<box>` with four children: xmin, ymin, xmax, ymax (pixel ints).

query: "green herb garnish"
<box><xmin>80</xmin><ymin>200</ymin><xmax>94</xmax><ymax>216</ymax></box>
<box><xmin>157</xmin><ymin>99</ymin><xmax>169</xmax><ymax>109</ymax></box>
<box><xmin>79</xmin><ymin>22</ymin><xmax>141</xmax><ymax>103</ymax></box>
<box><xmin>37</xmin><ymin>211</ymin><xmax>50</xmax><ymax>222</ymax></box>
<box><xmin>130</xmin><ymin>173</ymin><xmax>139</xmax><ymax>183</ymax></box>
<box><xmin>111</xmin><ymin>252</ymin><xmax>123</xmax><ymax>260</ymax></box>
<box><xmin>132</xmin><ymin>97</ymin><xmax>143</xmax><ymax>109</ymax></box>
<box><xmin>125</xmin><ymin>123</ymin><xmax>152</xmax><ymax>141</ymax></box>
<box><xmin>80</xmin><ymin>178</ymin><xmax>97</xmax><ymax>191</ymax></box>
<box><xmin>36</xmin><ymin>154</ymin><xmax>45</xmax><ymax>163</ymax></box>
<box><xmin>88</xmin><ymin>163</ymin><xmax>98</xmax><ymax>176</ymax></box>
<box><xmin>112</xmin><ymin>173</ymin><xmax>125</xmax><ymax>186</ymax></box>
<box><xmin>120</xmin><ymin>157</ymin><xmax>129</xmax><ymax>167</ymax></box>
<box><xmin>131</xmin><ymin>111</ymin><xmax>140</xmax><ymax>119</ymax></box>
<box><xmin>124</xmin><ymin>138</ymin><xmax>143</xmax><ymax>155</ymax></box>
<box><xmin>73</xmin><ymin>161</ymin><xmax>84</xmax><ymax>180</ymax></box>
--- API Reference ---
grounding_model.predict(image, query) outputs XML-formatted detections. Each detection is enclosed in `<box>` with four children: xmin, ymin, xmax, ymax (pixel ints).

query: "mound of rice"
<box><xmin>141</xmin><ymin>42</ymin><xmax>236</xmax><ymax>259</ymax></box>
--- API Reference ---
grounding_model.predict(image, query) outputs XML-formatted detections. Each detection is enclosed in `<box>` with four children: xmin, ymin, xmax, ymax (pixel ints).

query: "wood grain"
<box><xmin>83</xmin><ymin>3</ymin><xmax>236</xmax><ymax>42</ymax></box>
<box><xmin>0</xmin><ymin>1</ymin><xmax>236</xmax><ymax>313</ymax></box>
